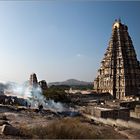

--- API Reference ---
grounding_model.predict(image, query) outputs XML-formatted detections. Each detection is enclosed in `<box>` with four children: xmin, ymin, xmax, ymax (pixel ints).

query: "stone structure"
<box><xmin>130</xmin><ymin>105</ymin><xmax>140</xmax><ymax>119</ymax></box>
<box><xmin>85</xmin><ymin>106</ymin><xmax>130</xmax><ymax>120</ymax></box>
<box><xmin>29</xmin><ymin>73</ymin><xmax>38</xmax><ymax>87</ymax></box>
<box><xmin>38</xmin><ymin>80</ymin><xmax>48</xmax><ymax>90</ymax></box>
<box><xmin>94</xmin><ymin>19</ymin><xmax>140</xmax><ymax>99</ymax></box>
<box><xmin>29</xmin><ymin>73</ymin><xmax>48</xmax><ymax>91</ymax></box>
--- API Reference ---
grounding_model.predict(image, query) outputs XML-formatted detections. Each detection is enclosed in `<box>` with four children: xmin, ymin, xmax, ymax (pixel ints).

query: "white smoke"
<box><xmin>46</xmin><ymin>100</ymin><xmax>66</xmax><ymax>112</ymax></box>
<box><xmin>4</xmin><ymin>82</ymin><xmax>32</xmax><ymax>99</ymax></box>
<box><xmin>1</xmin><ymin>81</ymin><xmax>66</xmax><ymax>112</ymax></box>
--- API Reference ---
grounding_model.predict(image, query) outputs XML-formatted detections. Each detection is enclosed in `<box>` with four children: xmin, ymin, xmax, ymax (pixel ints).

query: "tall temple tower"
<box><xmin>94</xmin><ymin>19</ymin><xmax>140</xmax><ymax>99</ymax></box>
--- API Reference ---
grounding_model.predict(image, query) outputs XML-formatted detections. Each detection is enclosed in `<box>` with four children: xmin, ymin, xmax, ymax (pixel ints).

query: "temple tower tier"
<box><xmin>94</xmin><ymin>19</ymin><xmax>140</xmax><ymax>100</ymax></box>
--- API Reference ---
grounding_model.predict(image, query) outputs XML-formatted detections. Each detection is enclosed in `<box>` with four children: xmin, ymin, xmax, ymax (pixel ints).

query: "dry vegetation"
<box><xmin>19</xmin><ymin>117</ymin><xmax>127</xmax><ymax>139</ymax></box>
<box><xmin>19</xmin><ymin>117</ymin><xmax>98</xmax><ymax>139</ymax></box>
<box><xmin>0</xmin><ymin>105</ymin><xmax>128</xmax><ymax>139</ymax></box>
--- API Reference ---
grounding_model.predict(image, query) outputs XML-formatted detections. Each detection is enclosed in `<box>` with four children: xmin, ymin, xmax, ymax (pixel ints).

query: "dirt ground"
<box><xmin>0</xmin><ymin>105</ymin><xmax>139</xmax><ymax>139</ymax></box>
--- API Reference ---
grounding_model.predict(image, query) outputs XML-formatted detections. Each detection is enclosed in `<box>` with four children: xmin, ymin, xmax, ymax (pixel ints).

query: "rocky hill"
<box><xmin>48</xmin><ymin>79</ymin><xmax>92</xmax><ymax>86</ymax></box>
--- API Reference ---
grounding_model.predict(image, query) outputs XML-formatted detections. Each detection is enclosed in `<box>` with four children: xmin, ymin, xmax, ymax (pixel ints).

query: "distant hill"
<box><xmin>48</xmin><ymin>79</ymin><xmax>92</xmax><ymax>86</ymax></box>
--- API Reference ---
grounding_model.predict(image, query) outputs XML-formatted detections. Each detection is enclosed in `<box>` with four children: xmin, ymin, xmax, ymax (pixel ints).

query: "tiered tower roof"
<box><xmin>94</xmin><ymin>19</ymin><xmax>140</xmax><ymax>99</ymax></box>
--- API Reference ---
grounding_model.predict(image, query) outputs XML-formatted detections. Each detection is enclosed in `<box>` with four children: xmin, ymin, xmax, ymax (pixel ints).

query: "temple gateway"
<box><xmin>94</xmin><ymin>19</ymin><xmax>140</xmax><ymax>100</ymax></box>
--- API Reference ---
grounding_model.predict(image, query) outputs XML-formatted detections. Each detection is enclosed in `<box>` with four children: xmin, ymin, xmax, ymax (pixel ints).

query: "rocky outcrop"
<box><xmin>0</xmin><ymin>95</ymin><xmax>27</xmax><ymax>106</ymax></box>
<box><xmin>0</xmin><ymin>121</ymin><xmax>10</xmax><ymax>126</ymax></box>
<box><xmin>0</xmin><ymin>115</ymin><xmax>18</xmax><ymax>136</ymax></box>
<box><xmin>39</xmin><ymin>80</ymin><xmax>48</xmax><ymax>90</ymax></box>
<box><xmin>0</xmin><ymin>124</ymin><xmax>20</xmax><ymax>136</ymax></box>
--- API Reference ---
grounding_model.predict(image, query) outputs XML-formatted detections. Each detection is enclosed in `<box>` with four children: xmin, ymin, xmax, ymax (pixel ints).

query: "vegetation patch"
<box><xmin>19</xmin><ymin>117</ymin><xmax>99</xmax><ymax>139</ymax></box>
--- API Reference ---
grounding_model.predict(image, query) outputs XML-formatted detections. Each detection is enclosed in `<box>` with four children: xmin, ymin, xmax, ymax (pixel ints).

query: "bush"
<box><xmin>43</xmin><ymin>87</ymin><xmax>71</xmax><ymax>103</ymax></box>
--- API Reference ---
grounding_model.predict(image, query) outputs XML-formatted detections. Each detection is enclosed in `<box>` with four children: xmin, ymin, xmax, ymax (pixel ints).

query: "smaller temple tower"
<box><xmin>38</xmin><ymin>80</ymin><xmax>48</xmax><ymax>90</ymax></box>
<box><xmin>29</xmin><ymin>73</ymin><xmax>48</xmax><ymax>91</ymax></box>
<box><xmin>29</xmin><ymin>73</ymin><xmax>38</xmax><ymax>87</ymax></box>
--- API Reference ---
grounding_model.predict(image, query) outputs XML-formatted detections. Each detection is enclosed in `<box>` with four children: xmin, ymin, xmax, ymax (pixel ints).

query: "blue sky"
<box><xmin>0</xmin><ymin>1</ymin><xmax>140</xmax><ymax>83</ymax></box>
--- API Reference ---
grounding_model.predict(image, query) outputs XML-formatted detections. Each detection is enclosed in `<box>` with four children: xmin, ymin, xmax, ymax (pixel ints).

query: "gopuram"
<box><xmin>94</xmin><ymin>19</ymin><xmax>140</xmax><ymax>99</ymax></box>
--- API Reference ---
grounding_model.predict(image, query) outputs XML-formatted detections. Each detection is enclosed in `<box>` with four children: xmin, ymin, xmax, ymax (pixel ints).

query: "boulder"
<box><xmin>0</xmin><ymin>115</ymin><xmax>8</xmax><ymax>120</ymax></box>
<box><xmin>0</xmin><ymin>120</ymin><xmax>10</xmax><ymax>126</ymax></box>
<box><xmin>1</xmin><ymin>124</ymin><xmax>20</xmax><ymax>136</ymax></box>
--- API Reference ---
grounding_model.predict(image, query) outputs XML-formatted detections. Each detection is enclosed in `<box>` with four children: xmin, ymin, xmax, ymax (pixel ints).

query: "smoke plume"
<box><xmin>0</xmin><ymin>81</ymin><xmax>66</xmax><ymax>112</ymax></box>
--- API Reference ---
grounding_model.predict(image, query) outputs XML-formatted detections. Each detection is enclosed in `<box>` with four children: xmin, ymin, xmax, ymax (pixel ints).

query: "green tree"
<box><xmin>43</xmin><ymin>86</ymin><xmax>70</xmax><ymax>103</ymax></box>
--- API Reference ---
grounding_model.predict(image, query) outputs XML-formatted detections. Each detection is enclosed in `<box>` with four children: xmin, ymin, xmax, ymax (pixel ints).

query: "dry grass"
<box><xmin>19</xmin><ymin>117</ymin><xmax>127</xmax><ymax>139</ymax></box>
<box><xmin>19</xmin><ymin>117</ymin><xmax>100</xmax><ymax>139</ymax></box>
